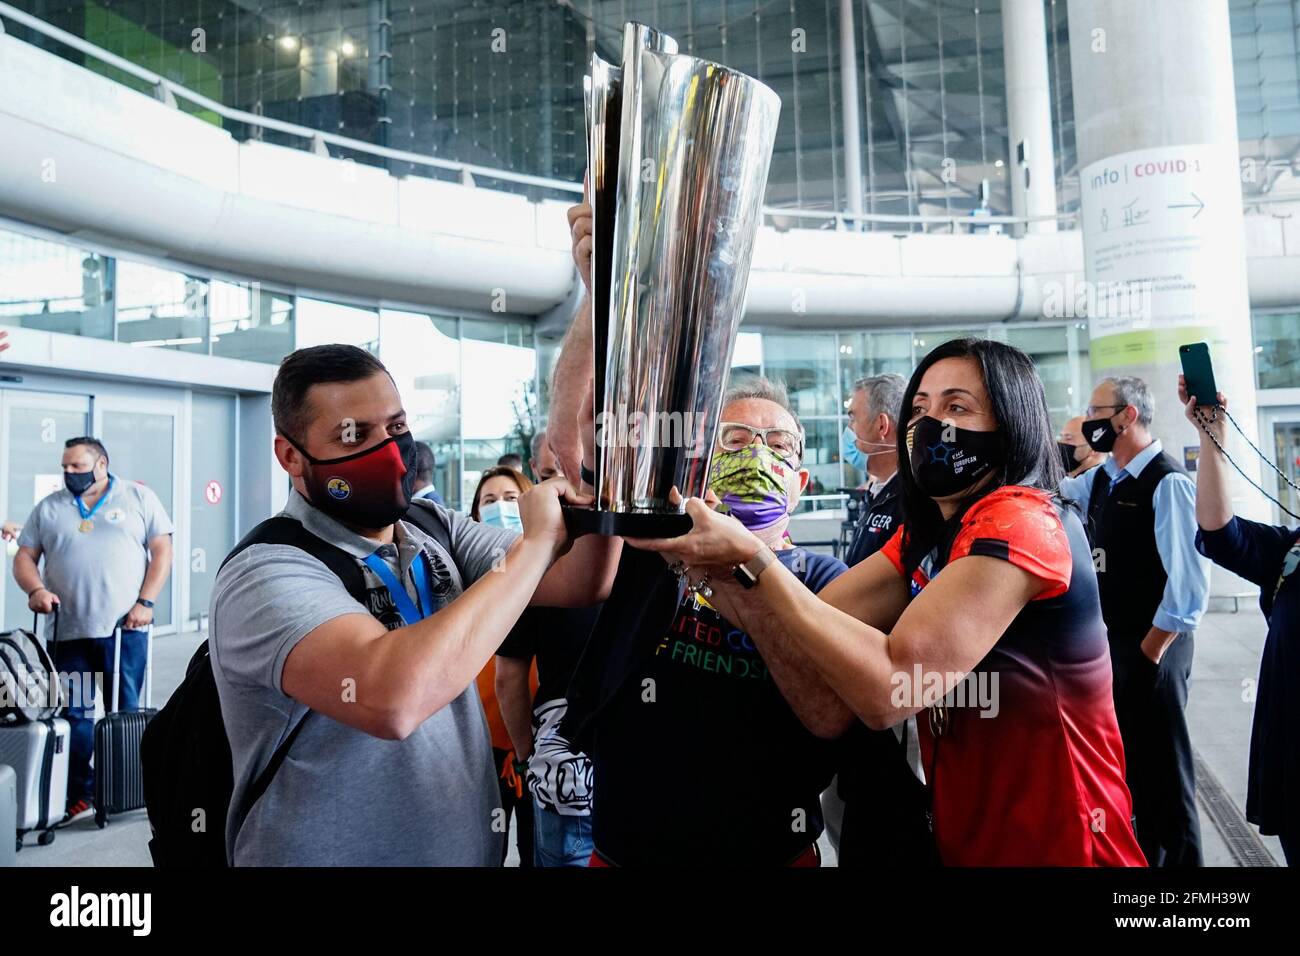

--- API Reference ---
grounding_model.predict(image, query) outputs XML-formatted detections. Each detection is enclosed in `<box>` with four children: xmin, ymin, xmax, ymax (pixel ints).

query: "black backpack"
<box><xmin>141</xmin><ymin>500</ymin><xmax>453</xmax><ymax>867</ymax></box>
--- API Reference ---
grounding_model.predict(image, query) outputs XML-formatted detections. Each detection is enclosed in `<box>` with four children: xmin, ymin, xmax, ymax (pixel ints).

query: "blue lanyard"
<box><xmin>361</xmin><ymin>550</ymin><xmax>437</xmax><ymax>626</ymax></box>
<box><xmin>75</xmin><ymin>475</ymin><xmax>114</xmax><ymax>521</ymax></box>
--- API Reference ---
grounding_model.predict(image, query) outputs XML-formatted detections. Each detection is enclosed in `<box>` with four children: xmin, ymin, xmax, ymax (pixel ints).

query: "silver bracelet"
<box><xmin>668</xmin><ymin>560</ymin><xmax>713</xmax><ymax>599</ymax></box>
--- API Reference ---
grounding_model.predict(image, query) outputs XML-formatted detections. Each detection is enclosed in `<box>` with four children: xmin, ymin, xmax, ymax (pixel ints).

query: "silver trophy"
<box><xmin>569</xmin><ymin>22</ymin><xmax>781</xmax><ymax>537</ymax></box>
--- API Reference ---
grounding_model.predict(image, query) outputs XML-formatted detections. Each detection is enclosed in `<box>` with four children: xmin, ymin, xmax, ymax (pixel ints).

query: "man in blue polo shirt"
<box><xmin>14</xmin><ymin>436</ymin><xmax>174</xmax><ymax>822</ymax></box>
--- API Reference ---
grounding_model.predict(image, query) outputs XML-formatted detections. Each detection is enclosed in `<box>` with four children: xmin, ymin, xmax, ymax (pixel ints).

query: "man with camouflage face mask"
<box><xmin>558</xmin><ymin>375</ymin><xmax>850</xmax><ymax>866</ymax></box>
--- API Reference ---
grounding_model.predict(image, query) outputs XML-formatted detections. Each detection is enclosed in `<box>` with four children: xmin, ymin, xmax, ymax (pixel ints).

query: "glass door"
<box><xmin>94</xmin><ymin>397</ymin><xmax>181</xmax><ymax>633</ymax></box>
<box><xmin>189</xmin><ymin>392</ymin><xmax>237</xmax><ymax>628</ymax></box>
<box><xmin>0</xmin><ymin>390</ymin><xmax>92</xmax><ymax>631</ymax></box>
<box><xmin>1273</xmin><ymin>421</ymin><xmax>1300</xmax><ymax>521</ymax></box>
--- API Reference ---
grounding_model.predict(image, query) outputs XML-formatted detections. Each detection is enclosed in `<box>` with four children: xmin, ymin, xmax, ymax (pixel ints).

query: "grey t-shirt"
<box><xmin>18</xmin><ymin>475</ymin><xmax>174</xmax><ymax>640</ymax></box>
<box><xmin>210</xmin><ymin>490</ymin><xmax>520</xmax><ymax>866</ymax></box>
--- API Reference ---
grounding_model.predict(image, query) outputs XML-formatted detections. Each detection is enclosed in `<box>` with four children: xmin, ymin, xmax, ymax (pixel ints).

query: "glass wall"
<box><xmin>0</xmin><ymin>224</ymin><xmax>297</xmax><ymax>365</ymax></box>
<box><xmin>209</xmin><ymin>280</ymin><xmax>296</xmax><ymax>363</ymax></box>
<box><xmin>379</xmin><ymin>309</ymin><xmax>462</xmax><ymax>507</ymax></box>
<box><xmin>1253</xmin><ymin>310</ymin><xmax>1300</xmax><ymax>389</ymax></box>
<box><xmin>0</xmin><ymin>393</ymin><xmax>90</xmax><ymax>633</ymax></box>
<box><xmin>0</xmin><ymin>229</ymin><xmax>114</xmax><ymax>339</ymax></box>
<box><xmin>296</xmin><ymin>297</ymin><xmax>379</xmax><ymax>352</ymax></box>
<box><xmin>10</xmin><ymin>0</ymin><xmax>1300</xmax><ymax>219</ymax></box>
<box><xmin>0</xmin><ymin>220</ymin><xmax>545</xmax><ymax>514</ymax></box>
<box><xmin>9</xmin><ymin>0</ymin><xmax>1017</xmax><ymax>217</ymax></box>
<box><xmin>1231</xmin><ymin>0</ymin><xmax>1300</xmax><ymax>203</ymax></box>
<box><xmin>460</xmin><ymin>317</ymin><xmax>538</xmax><ymax>506</ymax></box>
<box><xmin>99</xmin><ymin>405</ymin><xmax>177</xmax><ymax>628</ymax></box>
<box><xmin>1005</xmin><ymin>324</ymin><xmax>1074</xmax><ymax>424</ymax></box>
<box><xmin>115</xmin><ymin>261</ymin><xmax>208</xmax><ymax>354</ymax></box>
<box><xmin>740</xmin><ymin>319</ymin><xmax>1091</xmax><ymax>498</ymax></box>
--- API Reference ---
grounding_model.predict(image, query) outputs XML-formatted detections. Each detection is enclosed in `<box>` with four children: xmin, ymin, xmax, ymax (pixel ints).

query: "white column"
<box><xmin>1002</xmin><ymin>0</ymin><xmax>1058</xmax><ymax>232</ymax></box>
<box><xmin>1069</xmin><ymin>0</ymin><xmax>1263</xmax><ymax>525</ymax></box>
<box><xmin>839</xmin><ymin>0</ymin><xmax>865</xmax><ymax>226</ymax></box>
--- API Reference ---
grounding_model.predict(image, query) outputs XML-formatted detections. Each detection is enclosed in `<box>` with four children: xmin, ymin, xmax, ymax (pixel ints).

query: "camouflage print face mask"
<box><xmin>709</xmin><ymin>443</ymin><xmax>793</xmax><ymax>532</ymax></box>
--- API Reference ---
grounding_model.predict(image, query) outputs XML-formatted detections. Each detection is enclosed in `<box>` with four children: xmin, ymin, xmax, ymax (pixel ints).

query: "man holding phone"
<box><xmin>1060</xmin><ymin>375</ymin><xmax>1211</xmax><ymax>867</ymax></box>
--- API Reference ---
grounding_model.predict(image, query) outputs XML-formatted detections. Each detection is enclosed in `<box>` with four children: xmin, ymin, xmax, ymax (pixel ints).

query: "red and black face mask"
<box><xmin>285</xmin><ymin>430</ymin><xmax>419</xmax><ymax>530</ymax></box>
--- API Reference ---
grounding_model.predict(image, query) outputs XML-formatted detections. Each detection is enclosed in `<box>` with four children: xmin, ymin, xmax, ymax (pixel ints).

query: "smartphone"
<box><xmin>1179</xmin><ymin>342</ymin><xmax>1220</xmax><ymax>407</ymax></box>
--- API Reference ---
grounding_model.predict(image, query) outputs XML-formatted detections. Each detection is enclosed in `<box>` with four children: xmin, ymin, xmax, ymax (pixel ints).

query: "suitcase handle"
<box><xmin>32</xmin><ymin>604</ymin><xmax>58</xmax><ymax>652</ymax></box>
<box><xmin>109</xmin><ymin>615</ymin><xmax>153</xmax><ymax>714</ymax></box>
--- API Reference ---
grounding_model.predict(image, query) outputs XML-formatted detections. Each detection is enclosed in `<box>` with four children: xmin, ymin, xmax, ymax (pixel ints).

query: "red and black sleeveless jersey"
<box><xmin>879</xmin><ymin>486</ymin><xmax>1147</xmax><ymax>867</ymax></box>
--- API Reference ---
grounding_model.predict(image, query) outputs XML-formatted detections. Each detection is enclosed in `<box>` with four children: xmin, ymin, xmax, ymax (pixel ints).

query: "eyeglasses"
<box><xmin>1085</xmin><ymin>403</ymin><xmax>1126</xmax><ymax>418</ymax></box>
<box><xmin>717</xmin><ymin>422</ymin><xmax>803</xmax><ymax>465</ymax></box>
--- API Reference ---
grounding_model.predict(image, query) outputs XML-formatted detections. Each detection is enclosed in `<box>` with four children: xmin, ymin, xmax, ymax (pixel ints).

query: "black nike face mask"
<box><xmin>1082</xmin><ymin>414</ymin><xmax>1123</xmax><ymax>453</ymax></box>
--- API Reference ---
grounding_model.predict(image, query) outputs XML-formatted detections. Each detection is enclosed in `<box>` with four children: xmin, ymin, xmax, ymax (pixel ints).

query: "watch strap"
<box><xmin>733</xmin><ymin>546</ymin><xmax>777</xmax><ymax>589</ymax></box>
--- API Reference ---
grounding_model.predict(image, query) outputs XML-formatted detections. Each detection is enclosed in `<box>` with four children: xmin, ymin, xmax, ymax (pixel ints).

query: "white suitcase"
<box><xmin>1</xmin><ymin>763</ymin><xmax>16</xmax><ymax>864</ymax></box>
<box><xmin>0</xmin><ymin>717</ymin><xmax>69</xmax><ymax>848</ymax></box>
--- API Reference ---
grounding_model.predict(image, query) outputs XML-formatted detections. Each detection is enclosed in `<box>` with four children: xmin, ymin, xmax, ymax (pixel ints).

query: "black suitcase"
<box><xmin>93</xmin><ymin>622</ymin><xmax>156</xmax><ymax>828</ymax></box>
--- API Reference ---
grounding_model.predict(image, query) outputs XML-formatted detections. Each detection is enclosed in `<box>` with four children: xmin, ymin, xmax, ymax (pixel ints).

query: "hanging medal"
<box><xmin>74</xmin><ymin>475</ymin><xmax>114</xmax><ymax>534</ymax></box>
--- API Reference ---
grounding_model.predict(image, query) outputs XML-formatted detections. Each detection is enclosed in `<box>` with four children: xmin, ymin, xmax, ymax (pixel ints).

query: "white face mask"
<box><xmin>479</xmin><ymin>499</ymin><xmax>522</xmax><ymax>532</ymax></box>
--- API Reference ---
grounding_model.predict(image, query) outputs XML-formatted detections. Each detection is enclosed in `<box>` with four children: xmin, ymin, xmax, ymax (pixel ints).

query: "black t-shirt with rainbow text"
<box><xmin>589</xmin><ymin>547</ymin><xmax>846</xmax><ymax>865</ymax></box>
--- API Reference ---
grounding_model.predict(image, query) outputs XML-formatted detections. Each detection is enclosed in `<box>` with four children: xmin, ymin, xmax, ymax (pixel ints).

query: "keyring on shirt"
<box><xmin>686</xmin><ymin>572</ymin><xmax>713</xmax><ymax>600</ymax></box>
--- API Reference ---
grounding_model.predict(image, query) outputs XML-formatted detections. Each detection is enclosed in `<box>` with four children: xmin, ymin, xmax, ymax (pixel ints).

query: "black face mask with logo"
<box><xmin>906</xmin><ymin>415</ymin><xmax>1004</xmax><ymax>499</ymax></box>
<box><xmin>1082</xmin><ymin>414</ymin><xmax>1123</xmax><ymax>453</ymax></box>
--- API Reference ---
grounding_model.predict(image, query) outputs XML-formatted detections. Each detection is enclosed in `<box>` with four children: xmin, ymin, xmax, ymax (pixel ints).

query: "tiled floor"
<box><xmin>11</xmin><ymin>608</ymin><xmax>1284</xmax><ymax>866</ymax></box>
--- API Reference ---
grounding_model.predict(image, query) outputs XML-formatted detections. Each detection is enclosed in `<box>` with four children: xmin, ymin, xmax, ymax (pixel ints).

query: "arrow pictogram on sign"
<box><xmin>1167</xmin><ymin>192</ymin><xmax>1205</xmax><ymax>218</ymax></box>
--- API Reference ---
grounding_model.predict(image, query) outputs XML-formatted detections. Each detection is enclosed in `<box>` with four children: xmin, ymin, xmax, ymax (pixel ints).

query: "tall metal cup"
<box><xmin>571</xmin><ymin>22</ymin><xmax>781</xmax><ymax>537</ymax></box>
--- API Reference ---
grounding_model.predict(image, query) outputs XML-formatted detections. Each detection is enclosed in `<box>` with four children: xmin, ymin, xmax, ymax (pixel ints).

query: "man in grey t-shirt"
<box><xmin>212</xmin><ymin>345</ymin><xmax>620</xmax><ymax>866</ymax></box>
<box><xmin>14</xmin><ymin>436</ymin><xmax>174</xmax><ymax>821</ymax></box>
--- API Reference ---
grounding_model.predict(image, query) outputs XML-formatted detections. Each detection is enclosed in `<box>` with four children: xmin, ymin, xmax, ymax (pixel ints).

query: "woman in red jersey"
<box><xmin>630</xmin><ymin>338</ymin><xmax>1146</xmax><ymax>866</ymax></box>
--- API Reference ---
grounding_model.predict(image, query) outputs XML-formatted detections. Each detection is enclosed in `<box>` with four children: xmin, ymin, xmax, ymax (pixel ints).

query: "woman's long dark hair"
<box><xmin>897</xmin><ymin>337</ymin><xmax>1064</xmax><ymax>573</ymax></box>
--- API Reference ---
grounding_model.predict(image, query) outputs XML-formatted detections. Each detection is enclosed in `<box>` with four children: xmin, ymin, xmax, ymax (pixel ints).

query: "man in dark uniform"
<box><xmin>825</xmin><ymin>373</ymin><xmax>935</xmax><ymax>866</ymax></box>
<box><xmin>1062</xmin><ymin>375</ymin><xmax>1210</xmax><ymax>866</ymax></box>
<box><xmin>844</xmin><ymin>374</ymin><xmax>907</xmax><ymax>566</ymax></box>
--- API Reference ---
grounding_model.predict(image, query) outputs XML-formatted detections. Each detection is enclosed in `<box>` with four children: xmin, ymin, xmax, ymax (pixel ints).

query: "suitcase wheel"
<box><xmin>95</xmin><ymin>815</ymin><xmax>106</xmax><ymax>829</ymax></box>
<box><xmin>37</xmin><ymin>829</ymin><xmax>55</xmax><ymax>846</ymax></box>
<box><xmin>14</xmin><ymin>836</ymin><xmax>21</xmax><ymax>853</ymax></box>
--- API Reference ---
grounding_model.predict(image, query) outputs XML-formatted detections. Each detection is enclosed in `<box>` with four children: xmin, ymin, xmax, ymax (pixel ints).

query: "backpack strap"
<box><xmin>221</xmin><ymin>516</ymin><xmax>368</xmax><ymax>605</ymax></box>
<box><xmin>218</xmin><ymin>515</ymin><xmax>370</xmax><ymax>823</ymax></box>
<box><xmin>403</xmin><ymin>498</ymin><xmax>458</xmax><ymax>560</ymax></box>
<box><xmin>241</xmin><ymin>695</ymin><xmax>311</xmax><ymax>821</ymax></box>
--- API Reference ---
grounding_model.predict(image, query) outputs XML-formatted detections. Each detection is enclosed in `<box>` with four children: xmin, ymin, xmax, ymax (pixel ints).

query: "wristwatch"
<box><xmin>732</xmin><ymin>546</ymin><xmax>777</xmax><ymax>589</ymax></box>
<box><xmin>135</xmin><ymin>597</ymin><xmax>155</xmax><ymax>609</ymax></box>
